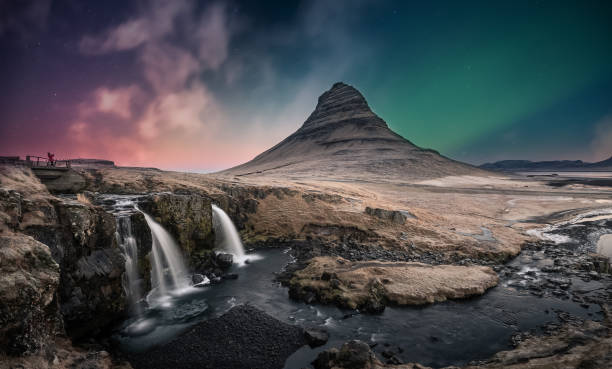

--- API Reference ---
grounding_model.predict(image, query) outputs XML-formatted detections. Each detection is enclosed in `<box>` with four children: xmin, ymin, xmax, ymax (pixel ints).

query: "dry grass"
<box><xmin>0</xmin><ymin>165</ymin><xmax>47</xmax><ymax>195</ymax></box>
<box><xmin>76</xmin><ymin>193</ymin><xmax>91</xmax><ymax>205</ymax></box>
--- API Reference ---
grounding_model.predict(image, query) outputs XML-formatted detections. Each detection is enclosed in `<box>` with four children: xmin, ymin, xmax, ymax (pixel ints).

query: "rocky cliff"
<box><xmin>0</xmin><ymin>167</ymin><xmax>126</xmax><ymax>341</ymax></box>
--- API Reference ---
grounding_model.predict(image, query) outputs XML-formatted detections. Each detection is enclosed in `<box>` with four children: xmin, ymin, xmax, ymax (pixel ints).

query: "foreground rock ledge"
<box><xmin>289</xmin><ymin>256</ymin><xmax>499</xmax><ymax>311</ymax></box>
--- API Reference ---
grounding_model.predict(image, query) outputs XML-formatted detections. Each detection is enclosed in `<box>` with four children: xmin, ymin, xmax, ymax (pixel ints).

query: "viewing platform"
<box><xmin>25</xmin><ymin>155</ymin><xmax>72</xmax><ymax>180</ymax></box>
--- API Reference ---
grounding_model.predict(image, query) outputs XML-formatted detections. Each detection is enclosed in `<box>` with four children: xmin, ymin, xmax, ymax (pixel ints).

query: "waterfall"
<box><xmin>212</xmin><ymin>204</ymin><xmax>261</xmax><ymax>265</ymax></box>
<box><xmin>116</xmin><ymin>215</ymin><xmax>142</xmax><ymax>315</ymax></box>
<box><xmin>139</xmin><ymin>209</ymin><xmax>189</xmax><ymax>295</ymax></box>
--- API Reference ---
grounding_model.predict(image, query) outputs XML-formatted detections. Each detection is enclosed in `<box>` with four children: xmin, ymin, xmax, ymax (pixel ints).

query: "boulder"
<box><xmin>0</xmin><ymin>235</ymin><xmax>61</xmax><ymax>355</ymax></box>
<box><xmin>191</xmin><ymin>274</ymin><xmax>206</xmax><ymax>285</ymax></box>
<box><xmin>313</xmin><ymin>340</ymin><xmax>379</xmax><ymax>369</ymax></box>
<box><xmin>305</xmin><ymin>328</ymin><xmax>329</xmax><ymax>347</ymax></box>
<box><xmin>216</xmin><ymin>253</ymin><xmax>234</xmax><ymax>269</ymax></box>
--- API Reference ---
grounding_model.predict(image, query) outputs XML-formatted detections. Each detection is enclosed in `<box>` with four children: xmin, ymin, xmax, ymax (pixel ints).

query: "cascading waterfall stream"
<box><xmin>211</xmin><ymin>204</ymin><xmax>261</xmax><ymax>265</ymax></box>
<box><xmin>138</xmin><ymin>209</ymin><xmax>190</xmax><ymax>297</ymax></box>
<box><xmin>116</xmin><ymin>215</ymin><xmax>142</xmax><ymax>316</ymax></box>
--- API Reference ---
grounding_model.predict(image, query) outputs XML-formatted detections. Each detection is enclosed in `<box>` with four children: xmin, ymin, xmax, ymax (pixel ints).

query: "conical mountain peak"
<box><xmin>221</xmin><ymin>82</ymin><xmax>483</xmax><ymax>180</ymax></box>
<box><xmin>301</xmin><ymin>82</ymin><xmax>386</xmax><ymax>131</ymax></box>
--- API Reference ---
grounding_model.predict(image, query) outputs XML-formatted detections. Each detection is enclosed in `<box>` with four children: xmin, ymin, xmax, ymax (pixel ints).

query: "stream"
<box><xmin>115</xmin><ymin>249</ymin><xmax>606</xmax><ymax>368</ymax></box>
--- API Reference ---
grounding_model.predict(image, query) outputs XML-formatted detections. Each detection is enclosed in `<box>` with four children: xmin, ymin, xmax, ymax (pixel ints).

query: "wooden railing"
<box><xmin>26</xmin><ymin>155</ymin><xmax>71</xmax><ymax>168</ymax></box>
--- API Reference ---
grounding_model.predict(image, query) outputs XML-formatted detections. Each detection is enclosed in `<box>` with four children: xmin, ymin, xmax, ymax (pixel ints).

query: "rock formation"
<box><xmin>0</xmin><ymin>235</ymin><xmax>61</xmax><ymax>355</ymax></box>
<box><xmin>0</xmin><ymin>167</ymin><xmax>126</xmax><ymax>341</ymax></box>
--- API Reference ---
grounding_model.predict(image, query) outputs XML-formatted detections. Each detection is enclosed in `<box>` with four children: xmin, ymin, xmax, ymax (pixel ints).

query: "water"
<box><xmin>115</xmin><ymin>247</ymin><xmax>602</xmax><ymax>368</ymax></box>
<box><xmin>116</xmin><ymin>215</ymin><xmax>143</xmax><ymax>315</ymax></box>
<box><xmin>104</xmin><ymin>195</ymin><xmax>192</xmax><ymax>311</ymax></box>
<box><xmin>139</xmin><ymin>209</ymin><xmax>190</xmax><ymax>297</ymax></box>
<box><xmin>212</xmin><ymin>204</ymin><xmax>261</xmax><ymax>265</ymax></box>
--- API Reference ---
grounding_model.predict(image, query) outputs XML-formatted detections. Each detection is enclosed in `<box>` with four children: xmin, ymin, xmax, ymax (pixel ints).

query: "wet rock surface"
<box><xmin>126</xmin><ymin>305</ymin><xmax>306</xmax><ymax>369</ymax></box>
<box><xmin>493</xmin><ymin>217</ymin><xmax>612</xmax><ymax>307</ymax></box>
<box><xmin>305</xmin><ymin>328</ymin><xmax>329</xmax><ymax>347</ymax></box>
<box><xmin>313</xmin><ymin>340</ymin><xmax>385</xmax><ymax>369</ymax></box>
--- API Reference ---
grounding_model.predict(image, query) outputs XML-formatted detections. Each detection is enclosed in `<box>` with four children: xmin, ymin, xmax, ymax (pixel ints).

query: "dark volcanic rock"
<box><xmin>305</xmin><ymin>328</ymin><xmax>329</xmax><ymax>347</ymax></box>
<box><xmin>127</xmin><ymin>305</ymin><xmax>306</xmax><ymax>369</ymax></box>
<box><xmin>0</xmin><ymin>235</ymin><xmax>61</xmax><ymax>355</ymax></box>
<box><xmin>313</xmin><ymin>340</ymin><xmax>379</xmax><ymax>369</ymax></box>
<box><xmin>216</xmin><ymin>252</ymin><xmax>234</xmax><ymax>269</ymax></box>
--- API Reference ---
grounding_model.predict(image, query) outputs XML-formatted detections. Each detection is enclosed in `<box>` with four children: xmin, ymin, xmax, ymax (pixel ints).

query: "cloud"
<box><xmin>67</xmin><ymin>0</ymin><xmax>372</xmax><ymax>170</ymax></box>
<box><xmin>590</xmin><ymin>116</ymin><xmax>612</xmax><ymax>162</ymax></box>
<box><xmin>71</xmin><ymin>0</ymin><xmax>233</xmax><ymax>168</ymax></box>
<box><xmin>79</xmin><ymin>0</ymin><xmax>190</xmax><ymax>54</ymax></box>
<box><xmin>88</xmin><ymin>85</ymin><xmax>143</xmax><ymax>119</ymax></box>
<box><xmin>137</xmin><ymin>83</ymin><xmax>222</xmax><ymax>140</ymax></box>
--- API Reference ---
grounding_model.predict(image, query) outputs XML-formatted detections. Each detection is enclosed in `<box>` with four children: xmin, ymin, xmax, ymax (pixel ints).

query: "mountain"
<box><xmin>221</xmin><ymin>82</ymin><xmax>486</xmax><ymax>181</ymax></box>
<box><xmin>480</xmin><ymin>156</ymin><xmax>612</xmax><ymax>172</ymax></box>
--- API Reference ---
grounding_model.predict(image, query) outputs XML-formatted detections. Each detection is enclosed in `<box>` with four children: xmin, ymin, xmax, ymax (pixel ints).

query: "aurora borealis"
<box><xmin>1</xmin><ymin>0</ymin><xmax>611</xmax><ymax>171</ymax></box>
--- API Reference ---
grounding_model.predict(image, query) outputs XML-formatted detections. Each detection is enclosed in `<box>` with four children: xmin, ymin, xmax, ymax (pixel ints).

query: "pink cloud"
<box><xmin>89</xmin><ymin>85</ymin><xmax>142</xmax><ymax>119</ymax></box>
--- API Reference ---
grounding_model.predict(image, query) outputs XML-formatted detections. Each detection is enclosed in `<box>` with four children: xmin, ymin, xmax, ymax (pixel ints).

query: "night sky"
<box><xmin>1</xmin><ymin>0</ymin><xmax>611</xmax><ymax>171</ymax></box>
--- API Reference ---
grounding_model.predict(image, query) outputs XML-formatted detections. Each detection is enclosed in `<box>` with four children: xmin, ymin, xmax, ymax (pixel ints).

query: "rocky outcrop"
<box><xmin>313</xmin><ymin>340</ymin><xmax>386</xmax><ymax>369</ymax></box>
<box><xmin>289</xmin><ymin>257</ymin><xmax>498</xmax><ymax>312</ymax></box>
<box><xmin>365</xmin><ymin>207</ymin><xmax>412</xmax><ymax>224</ymax></box>
<box><xmin>139</xmin><ymin>193</ymin><xmax>215</xmax><ymax>271</ymax></box>
<box><xmin>0</xmin><ymin>235</ymin><xmax>61</xmax><ymax>355</ymax></box>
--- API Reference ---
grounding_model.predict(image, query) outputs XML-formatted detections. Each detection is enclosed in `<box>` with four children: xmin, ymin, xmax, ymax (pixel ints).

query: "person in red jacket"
<box><xmin>47</xmin><ymin>152</ymin><xmax>55</xmax><ymax>166</ymax></box>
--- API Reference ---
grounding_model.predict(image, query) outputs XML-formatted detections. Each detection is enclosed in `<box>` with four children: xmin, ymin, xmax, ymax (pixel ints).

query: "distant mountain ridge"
<box><xmin>220</xmin><ymin>82</ymin><xmax>487</xmax><ymax>180</ymax></box>
<box><xmin>480</xmin><ymin>156</ymin><xmax>612</xmax><ymax>172</ymax></box>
